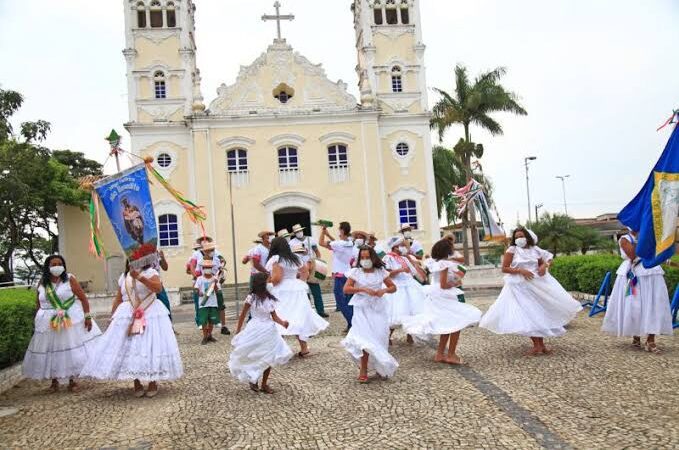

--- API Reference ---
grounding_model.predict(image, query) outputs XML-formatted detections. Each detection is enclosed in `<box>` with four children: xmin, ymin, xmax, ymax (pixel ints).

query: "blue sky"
<box><xmin>1</xmin><ymin>0</ymin><xmax>678</xmax><ymax>227</ymax></box>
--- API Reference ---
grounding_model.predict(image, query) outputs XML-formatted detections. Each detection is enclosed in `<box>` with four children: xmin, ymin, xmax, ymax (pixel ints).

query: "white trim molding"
<box><xmin>268</xmin><ymin>133</ymin><xmax>306</xmax><ymax>148</ymax></box>
<box><xmin>217</xmin><ymin>136</ymin><xmax>255</xmax><ymax>150</ymax></box>
<box><xmin>319</xmin><ymin>131</ymin><xmax>356</xmax><ymax>146</ymax></box>
<box><xmin>388</xmin><ymin>186</ymin><xmax>426</xmax><ymax>234</ymax></box>
<box><xmin>144</xmin><ymin>140</ymin><xmax>184</xmax><ymax>179</ymax></box>
<box><xmin>154</xmin><ymin>199</ymin><xmax>186</xmax><ymax>254</ymax></box>
<box><xmin>261</xmin><ymin>191</ymin><xmax>321</xmax><ymax>237</ymax></box>
<box><xmin>388</xmin><ymin>135</ymin><xmax>416</xmax><ymax>175</ymax></box>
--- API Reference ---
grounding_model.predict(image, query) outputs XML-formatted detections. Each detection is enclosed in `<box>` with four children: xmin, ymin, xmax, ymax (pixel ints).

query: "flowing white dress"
<box><xmin>22</xmin><ymin>275</ymin><xmax>102</xmax><ymax>380</ymax></box>
<box><xmin>228</xmin><ymin>294</ymin><xmax>293</xmax><ymax>384</ymax></box>
<box><xmin>341</xmin><ymin>268</ymin><xmax>398</xmax><ymax>378</ymax></box>
<box><xmin>402</xmin><ymin>260</ymin><xmax>482</xmax><ymax>337</ymax></box>
<box><xmin>383</xmin><ymin>253</ymin><xmax>427</xmax><ymax>328</ymax></box>
<box><xmin>479</xmin><ymin>246</ymin><xmax>582</xmax><ymax>337</ymax></box>
<box><xmin>80</xmin><ymin>269</ymin><xmax>183</xmax><ymax>382</ymax></box>
<box><xmin>266</xmin><ymin>256</ymin><xmax>329</xmax><ymax>342</ymax></box>
<box><xmin>601</xmin><ymin>234</ymin><xmax>673</xmax><ymax>337</ymax></box>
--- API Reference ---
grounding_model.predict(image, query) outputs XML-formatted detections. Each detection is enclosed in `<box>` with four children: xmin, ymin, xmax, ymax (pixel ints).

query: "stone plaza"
<box><xmin>0</xmin><ymin>293</ymin><xmax>677</xmax><ymax>449</ymax></box>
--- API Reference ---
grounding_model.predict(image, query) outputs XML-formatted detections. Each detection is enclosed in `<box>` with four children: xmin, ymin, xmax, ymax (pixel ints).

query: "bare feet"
<box><xmin>146</xmin><ymin>382</ymin><xmax>158</xmax><ymax>398</ymax></box>
<box><xmin>406</xmin><ymin>334</ymin><xmax>414</xmax><ymax>345</ymax></box>
<box><xmin>67</xmin><ymin>380</ymin><xmax>80</xmax><ymax>393</ymax></box>
<box><xmin>49</xmin><ymin>381</ymin><xmax>59</xmax><ymax>393</ymax></box>
<box><xmin>260</xmin><ymin>384</ymin><xmax>274</xmax><ymax>394</ymax></box>
<box><xmin>444</xmin><ymin>355</ymin><xmax>465</xmax><ymax>365</ymax></box>
<box><xmin>524</xmin><ymin>347</ymin><xmax>542</xmax><ymax>357</ymax></box>
<box><xmin>357</xmin><ymin>374</ymin><xmax>369</xmax><ymax>383</ymax></box>
<box><xmin>540</xmin><ymin>346</ymin><xmax>553</xmax><ymax>355</ymax></box>
<box><xmin>632</xmin><ymin>336</ymin><xmax>641</xmax><ymax>348</ymax></box>
<box><xmin>133</xmin><ymin>380</ymin><xmax>145</xmax><ymax>398</ymax></box>
<box><xmin>249</xmin><ymin>383</ymin><xmax>260</xmax><ymax>393</ymax></box>
<box><xmin>434</xmin><ymin>355</ymin><xmax>446</xmax><ymax>363</ymax></box>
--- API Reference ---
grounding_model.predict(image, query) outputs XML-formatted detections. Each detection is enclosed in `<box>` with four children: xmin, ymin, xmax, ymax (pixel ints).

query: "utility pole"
<box><xmin>535</xmin><ymin>203</ymin><xmax>543</xmax><ymax>224</ymax></box>
<box><xmin>524</xmin><ymin>156</ymin><xmax>537</xmax><ymax>224</ymax></box>
<box><xmin>228</xmin><ymin>172</ymin><xmax>240</xmax><ymax>316</ymax></box>
<box><xmin>556</xmin><ymin>175</ymin><xmax>570</xmax><ymax>216</ymax></box>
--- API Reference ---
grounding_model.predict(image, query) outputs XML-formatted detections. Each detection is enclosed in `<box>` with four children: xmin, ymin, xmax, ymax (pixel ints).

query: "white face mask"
<box><xmin>295</xmin><ymin>232</ymin><xmax>304</xmax><ymax>239</ymax></box>
<box><xmin>398</xmin><ymin>246</ymin><xmax>408</xmax><ymax>255</ymax></box>
<box><xmin>359</xmin><ymin>259</ymin><xmax>373</xmax><ymax>269</ymax></box>
<box><xmin>49</xmin><ymin>266</ymin><xmax>65</xmax><ymax>277</ymax></box>
<box><xmin>203</xmin><ymin>270</ymin><xmax>212</xmax><ymax>276</ymax></box>
<box><xmin>355</xmin><ymin>238</ymin><xmax>365</xmax><ymax>247</ymax></box>
<box><xmin>403</xmin><ymin>231</ymin><xmax>412</xmax><ymax>238</ymax></box>
<box><xmin>515</xmin><ymin>237</ymin><xmax>528</xmax><ymax>248</ymax></box>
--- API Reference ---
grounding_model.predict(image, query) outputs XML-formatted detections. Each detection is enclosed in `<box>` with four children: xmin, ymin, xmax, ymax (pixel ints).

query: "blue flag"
<box><xmin>618</xmin><ymin>119</ymin><xmax>679</xmax><ymax>268</ymax></box>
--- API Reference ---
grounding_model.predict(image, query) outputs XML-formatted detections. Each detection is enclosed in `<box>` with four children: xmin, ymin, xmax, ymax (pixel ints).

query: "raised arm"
<box><xmin>319</xmin><ymin>227</ymin><xmax>333</xmax><ymax>250</ymax></box>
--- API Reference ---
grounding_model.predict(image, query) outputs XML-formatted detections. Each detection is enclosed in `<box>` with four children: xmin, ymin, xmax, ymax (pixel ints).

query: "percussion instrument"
<box><xmin>308</xmin><ymin>258</ymin><xmax>328</xmax><ymax>283</ymax></box>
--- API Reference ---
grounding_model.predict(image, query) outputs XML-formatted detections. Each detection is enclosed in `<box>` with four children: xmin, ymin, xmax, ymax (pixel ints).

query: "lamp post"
<box><xmin>524</xmin><ymin>156</ymin><xmax>537</xmax><ymax>224</ymax></box>
<box><xmin>228</xmin><ymin>171</ymin><xmax>240</xmax><ymax>316</ymax></box>
<box><xmin>556</xmin><ymin>175</ymin><xmax>570</xmax><ymax>216</ymax></box>
<box><xmin>535</xmin><ymin>203</ymin><xmax>544</xmax><ymax>224</ymax></box>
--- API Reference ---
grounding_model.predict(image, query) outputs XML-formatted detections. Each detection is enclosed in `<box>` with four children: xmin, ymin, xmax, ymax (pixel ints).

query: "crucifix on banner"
<box><xmin>261</xmin><ymin>1</ymin><xmax>295</xmax><ymax>41</ymax></box>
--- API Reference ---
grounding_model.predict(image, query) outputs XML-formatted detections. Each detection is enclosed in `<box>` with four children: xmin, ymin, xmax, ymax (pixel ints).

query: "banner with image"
<box><xmin>94</xmin><ymin>164</ymin><xmax>159</xmax><ymax>270</ymax></box>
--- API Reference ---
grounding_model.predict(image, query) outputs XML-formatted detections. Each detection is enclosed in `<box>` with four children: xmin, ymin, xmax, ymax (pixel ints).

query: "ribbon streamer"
<box><xmin>145</xmin><ymin>162</ymin><xmax>208</xmax><ymax>227</ymax></box>
<box><xmin>88</xmin><ymin>190</ymin><xmax>107</xmax><ymax>258</ymax></box>
<box><xmin>656</xmin><ymin>110</ymin><xmax>678</xmax><ymax>132</ymax></box>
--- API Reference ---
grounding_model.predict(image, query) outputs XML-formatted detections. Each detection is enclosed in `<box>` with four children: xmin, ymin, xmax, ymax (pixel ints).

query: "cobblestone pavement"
<box><xmin>1</xmin><ymin>295</ymin><xmax>677</xmax><ymax>449</ymax></box>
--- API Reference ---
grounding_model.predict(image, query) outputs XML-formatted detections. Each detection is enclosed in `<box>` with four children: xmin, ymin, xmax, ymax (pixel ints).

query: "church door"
<box><xmin>273</xmin><ymin>207</ymin><xmax>311</xmax><ymax>236</ymax></box>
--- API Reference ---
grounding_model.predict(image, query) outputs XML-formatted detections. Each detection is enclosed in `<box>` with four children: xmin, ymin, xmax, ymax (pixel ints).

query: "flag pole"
<box><xmin>228</xmin><ymin>172</ymin><xmax>240</xmax><ymax>316</ymax></box>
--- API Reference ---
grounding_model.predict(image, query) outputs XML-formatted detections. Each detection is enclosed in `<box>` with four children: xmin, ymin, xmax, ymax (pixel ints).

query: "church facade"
<box><xmin>59</xmin><ymin>0</ymin><xmax>439</xmax><ymax>291</ymax></box>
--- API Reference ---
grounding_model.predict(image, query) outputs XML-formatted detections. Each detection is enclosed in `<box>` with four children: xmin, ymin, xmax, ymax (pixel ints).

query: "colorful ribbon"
<box><xmin>656</xmin><ymin>110</ymin><xmax>678</xmax><ymax>132</ymax></box>
<box><xmin>145</xmin><ymin>162</ymin><xmax>207</xmax><ymax>226</ymax></box>
<box><xmin>625</xmin><ymin>269</ymin><xmax>638</xmax><ymax>297</ymax></box>
<box><xmin>45</xmin><ymin>283</ymin><xmax>75</xmax><ymax>331</ymax></box>
<box><xmin>129</xmin><ymin>307</ymin><xmax>147</xmax><ymax>335</ymax></box>
<box><xmin>88</xmin><ymin>191</ymin><xmax>106</xmax><ymax>258</ymax></box>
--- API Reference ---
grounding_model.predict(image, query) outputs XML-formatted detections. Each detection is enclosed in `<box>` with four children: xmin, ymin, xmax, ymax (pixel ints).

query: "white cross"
<box><xmin>261</xmin><ymin>1</ymin><xmax>295</xmax><ymax>41</ymax></box>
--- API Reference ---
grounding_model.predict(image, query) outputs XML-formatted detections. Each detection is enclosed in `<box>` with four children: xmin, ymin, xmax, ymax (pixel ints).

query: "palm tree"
<box><xmin>531</xmin><ymin>213</ymin><xmax>579</xmax><ymax>256</ymax></box>
<box><xmin>431</xmin><ymin>65</ymin><xmax>527</xmax><ymax>264</ymax></box>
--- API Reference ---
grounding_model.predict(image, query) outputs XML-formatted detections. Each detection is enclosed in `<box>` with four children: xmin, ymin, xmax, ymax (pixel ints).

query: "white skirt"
<box><xmin>341</xmin><ymin>297</ymin><xmax>398</xmax><ymax>378</ymax></box>
<box><xmin>601</xmin><ymin>272</ymin><xmax>673</xmax><ymax>337</ymax></box>
<box><xmin>80</xmin><ymin>301</ymin><xmax>183</xmax><ymax>382</ymax></box>
<box><xmin>479</xmin><ymin>274</ymin><xmax>583</xmax><ymax>337</ymax></box>
<box><xmin>402</xmin><ymin>286</ymin><xmax>482</xmax><ymax>337</ymax></box>
<box><xmin>22</xmin><ymin>302</ymin><xmax>102</xmax><ymax>380</ymax></box>
<box><xmin>387</xmin><ymin>279</ymin><xmax>427</xmax><ymax>328</ymax></box>
<box><xmin>228</xmin><ymin>318</ymin><xmax>293</xmax><ymax>384</ymax></box>
<box><xmin>270</xmin><ymin>279</ymin><xmax>329</xmax><ymax>341</ymax></box>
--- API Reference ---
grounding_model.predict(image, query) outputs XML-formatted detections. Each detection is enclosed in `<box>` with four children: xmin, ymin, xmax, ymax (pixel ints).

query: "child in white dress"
<box><xmin>23</xmin><ymin>255</ymin><xmax>101</xmax><ymax>392</ymax></box>
<box><xmin>342</xmin><ymin>246</ymin><xmax>398</xmax><ymax>383</ymax></box>
<box><xmin>601</xmin><ymin>231</ymin><xmax>673</xmax><ymax>353</ymax></box>
<box><xmin>229</xmin><ymin>273</ymin><xmax>293</xmax><ymax>394</ymax></box>
<box><xmin>81</xmin><ymin>261</ymin><xmax>183</xmax><ymax>397</ymax></box>
<box><xmin>479</xmin><ymin>227</ymin><xmax>582</xmax><ymax>355</ymax></box>
<box><xmin>266</xmin><ymin>237</ymin><xmax>329</xmax><ymax>357</ymax></box>
<box><xmin>402</xmin><ymin>239</ymin><xmax>482</xmax><ymax>365</ymax></box>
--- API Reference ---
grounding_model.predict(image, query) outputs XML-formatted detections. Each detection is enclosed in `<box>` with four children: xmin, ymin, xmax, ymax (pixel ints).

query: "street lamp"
<box><xmin>556</xmin><ymin>175</ymin><xmax>570</xmax><ymax>216</ymax></box>
<box><xmin>535</xmin><ymin>203</ymin><xmax>544</xmax><ymax>223</ymax></box>
<box><xmin>524</xmin><ymin>156</ymin><xmax>537</xmax><ymax>223</ymax></box>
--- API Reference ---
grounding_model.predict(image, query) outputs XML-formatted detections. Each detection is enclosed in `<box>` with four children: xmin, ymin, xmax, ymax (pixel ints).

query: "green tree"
<box><xmin>52</xmin><ymin>149</ymin><xmax>103</xmax><ymax>179</ymax></box>
<box><xmin>431</xmin><ymin>65</ymin><xmax>527</xmax><ymax>264</ymax></box>
<box><xmin>531</xmin><ymin>213</ymin><xmax>580</xmax><ymax>256</ymax></box>
<box><xmin>432</xmin><ymin>145</ymin><xmax>466</xmax><ymax>218</ymax></box>
<box><xmin>571</xmin><ymin>226</ymin><xmax>602</xmax><ymax>255</ymax></box>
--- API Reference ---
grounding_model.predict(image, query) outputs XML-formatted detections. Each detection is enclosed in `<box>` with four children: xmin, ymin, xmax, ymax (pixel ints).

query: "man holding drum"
<box><xmin>289</xmin><ymin>224</ymin><xmax>329</xmax><ymax>318</ymax></box>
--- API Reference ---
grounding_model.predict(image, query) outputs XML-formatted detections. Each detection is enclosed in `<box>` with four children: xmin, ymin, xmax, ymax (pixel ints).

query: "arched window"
<box><xmin>373</xmin><ymin>0</ymin><xmax>384</xmax><ymax>24</ymax></box>
<box><xmin>153</xmin><ymin>71</ymin><xmax>166</xmax><ymax>99</ymax></box>
<box><xmin>399</xmin><ymin>0</ymin><xmax>410</xmax><ymax>24</ymax></box>
<box><xmin>157</xmin><ymin>152</ymin><xmax>172</xmax><ymax>168</ymax></box>
<box><xmin>136</xmin><ymin>2</ymin><xmax>147</xmax><ymax>28</ymax></box>
<box><xmin>385</xmin><ymin>0</ymin><xmax>398</xmax><ymax>24</ymax></box>
<box><xmin>166</xmin><ymin>2</ymin><xmax>176</xmax><ymax>27</ymax></box>
<box><xmin>395</xmin><ymin>142</ymin><xmax>409</xmax><ymax>156</ymax></box>
<box><xmin>158</xmin><ymin>214</ymin><xmax>179</xmax><ymax>247</ymax></box>
<box><xmin>149</xmin><ymin>0</ymin><xmax>163</xmax><ymax>28</ymax></box>
<box><xmin>226</xmin><ymin>149</ymin><xmax>248</xmax><ymax>172</ymax></box>
<box><xmin>398</xmin><ymin>199</ymin><xmax>418</xmax><ymax>229</ymax></box>
<box><xmin>278</xmin><ymin>146</ymin><xmax>299</xmax><ymax>170</ymax></box>
<box><xmin>327</xmin><ymin>144</ymin><xmax>348</xmax><ymax>169</ymax></box>
<box><xmin>391</xmin><ymin>66</ymin><xmax>403</xmax><ymax>93</ymax></box>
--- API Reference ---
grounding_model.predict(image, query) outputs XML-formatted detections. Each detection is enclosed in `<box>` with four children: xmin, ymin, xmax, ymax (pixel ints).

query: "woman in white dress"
<box><xmin>383</xmin><ymin>236</ymin><xmax>427</xmax><ymax>344</ymax></box>
<box><xmin>81</xmin><ymin>261</ymin><xmax>183</xmax><ymax>397</ymax></box>
<box><xmin>479</xmin><ymin>227</ymin><xmax>583</xmax><ymax>355</ymax></box>
<box><xmin>402</xmin><ymin>239</ymin><xmax>482</xmax><ymax>365</ymax></box>
<box><xmin>342</xmin><ymin>246</ymin><xmax>398</xmax><ymax>383</ymax></box>
<box><xmin>23</xmin><ymin>255</ymin><xmax>102</xmax><ymax>392</ymax></box>
<box><xmin>266</xmin><ymin>237</ymin><xmax>329</xmax><ymax>357</ymax></box>
<box><xmin>229</xmin><ymin>273</ymin><xmax>293</xmax><ymax>394</ymax></box>
<box><xmin>601</xmin><ymin>230</ymin><xmax>673</xmax><ymax>353</ymax></box>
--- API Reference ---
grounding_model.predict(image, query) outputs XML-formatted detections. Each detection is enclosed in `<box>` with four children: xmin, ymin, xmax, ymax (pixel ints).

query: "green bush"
<box><xmin>0</xmin><ymin>288</ymin><xmax>36</xmax><ymax>369</ymax></box>
<box><xmin>550</xmin><ymin>255</ymin><xmax>592</xmax><ymax>292</ymax></box>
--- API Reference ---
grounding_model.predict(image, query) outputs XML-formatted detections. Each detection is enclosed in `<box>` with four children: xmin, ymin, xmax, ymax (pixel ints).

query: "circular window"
<box><xmin>157</xmin><ymin>153</ymin><xmax>172</xmax><ymax>168</ymax></box>
<box><xmin>395</xmin><ymin>142</ymin><xmax>410</xmax><ymax>156</ymax></box>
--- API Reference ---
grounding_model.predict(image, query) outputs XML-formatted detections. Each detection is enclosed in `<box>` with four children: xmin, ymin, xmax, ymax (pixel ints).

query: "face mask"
<box><xmin>347</xmin><ymin>236</ymin><xmax>354</xmax><ymax>242</ymax></box>
<box><xmin>515</xmin><ymin>237</ymin><xmax>527</xmax><ymax>248</ymax></box>
<box><xmin>403</xmin><ymin>231</ymin><xmax>412</xmax><ymax>238</ymax></box>
<box><xmin>355</xmin><ymin>238</ymin><xmax>365</xmax><ymax>247</ymax></box>
<box><xmin>360</xmin><ymin>259</ymin><xmax>373</xmax><ymax>269</ymax></box>
<box><xmin>398</xmin><ymin>246</ymin><xmax>408</xmax><ymax>255</ymax></box>
<box><xmin>49</xmin><ymin>266</ymin><xmax>65</xmax><ymax>277</ymax></box>
<box><xmin>295</xmin><ymin>232</ymin><xmax>304</xmax><ymax>239</ymax></box>
<box><xmin>203</xmin><ymin>270</ymin><xmax>213</xmax><ymax>277</ymax></box>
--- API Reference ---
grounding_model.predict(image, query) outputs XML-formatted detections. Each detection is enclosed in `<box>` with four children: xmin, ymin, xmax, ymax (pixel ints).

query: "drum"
<box><xmin>308</xmin><ymin>258</ymin><xmax>328</xmax><ymax>283</ymax></box>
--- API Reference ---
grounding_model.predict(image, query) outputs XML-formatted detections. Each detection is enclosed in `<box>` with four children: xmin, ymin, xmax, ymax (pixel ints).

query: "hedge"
<box><xmin>550</xmin><ymin>255</ymin><xmax>679</xmax><ymax>295</ymax></box>
<box><xmin>0</xmin><ymin>288</ymin><xmax>36</xmax><ymax>370</ymax></box>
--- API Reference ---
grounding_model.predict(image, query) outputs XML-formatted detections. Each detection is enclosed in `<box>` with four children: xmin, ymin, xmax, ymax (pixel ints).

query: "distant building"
<box><xmin>573</xmin><ymin>213</ymin><xmax>626</xmax><ymax>241</ymax></box>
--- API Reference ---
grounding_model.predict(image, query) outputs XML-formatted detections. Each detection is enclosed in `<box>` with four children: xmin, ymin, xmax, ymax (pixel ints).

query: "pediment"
<box><xmin>208</xmin><ymin>41</ymin><xmax>357</xmax><ymax>116</ymax></box>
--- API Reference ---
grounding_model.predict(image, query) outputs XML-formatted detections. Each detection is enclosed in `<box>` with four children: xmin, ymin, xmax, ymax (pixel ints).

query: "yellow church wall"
<box><xmin>373</xmin><ymin>33</ymin><xmax>416</xmax><ymax>65</ymax></box>
<box><xmin>134</xmin><ymin>37</ymin><xmax>181</xmax><ymax>69</ymax></box>
<box><xmin>138</xmin><ymin>77</ymin><xmax>151</xmax><ymax>99</ymax></box>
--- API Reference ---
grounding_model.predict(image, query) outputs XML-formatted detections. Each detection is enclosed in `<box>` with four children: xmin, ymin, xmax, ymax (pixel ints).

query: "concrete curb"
<box><xmin>0</xmin><ymin>363</ymin><xmax>23</xmax><ymax>395</ymax></box>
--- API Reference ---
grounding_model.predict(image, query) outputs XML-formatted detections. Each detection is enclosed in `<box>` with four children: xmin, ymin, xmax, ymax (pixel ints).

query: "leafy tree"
<box><xmin>431</xmin><ymin>65</ymin><xmax>527</xmax><ymax>264</ymax></box>
<box><xmin>531</xmin><ymin>213</ymin><xmax>580</xmax><ymax>256</ymax></box>
<box><xmin>53</xmin><ymin>150</ymin><xmax>103</xmax><ymax>179</ymax></box>
<box><xmin>571</xmin><ymin>226</ymin><xmax>602</xmax><ymax>255</ymax></box>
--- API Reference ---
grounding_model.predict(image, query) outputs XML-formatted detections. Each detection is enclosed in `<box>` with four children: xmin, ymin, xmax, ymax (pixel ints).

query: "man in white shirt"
<box><xmin>289</xmin><ymin>224</ymin><xmax>328</xmax><ymax>318</ymax></box>
<box><xmin>242</xmin><ymin>230</ymin><xmax>274</xmax><ymax>287</ymax></box>
<box><xmin>320</xmin><ymin>221</ymin><xmax>354</xmax><ymax>330</ymax></box>
<box><xmin>399</xmin><ymin>224</ymin><xmax>425</xmax><ymax>260</ymax></box>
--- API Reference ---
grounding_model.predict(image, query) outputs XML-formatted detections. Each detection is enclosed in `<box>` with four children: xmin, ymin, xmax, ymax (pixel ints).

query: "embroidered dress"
<box><xmin>81</xmin><ymin>268</ymin><xmax>183</xmax><ymax>381</ymax></box>
<box><xmin>265</xmin><ymin>256</ymin><xmax>328</xmax><ymax>341</ymax></box>
<box><xmin>402</xmin><ymin>260</ymin><xmax>481</xmax><ymax>337</ymax></box>
<box><xmin>23</xmin><ymin>275</ymin><xmax>102</xmax><ymax>380</ymax></box>
<box><xmin>601</xmin><ymin>235</ymin><xmax>673</xmax><ymax>336</ymax></box>
<box><xmin>228</xmin><ymin>294</ymin><xmax>293</xmax><ymax>384</ymax></box>
<box><xmin>383</xmin><ymin>253</ymin><xmax>427</xmax><ymax>327</ymax></box>
<box><xmin>479</xmin><ymin>246</ymin><xmax>582</xmax><ymax>337</ymax></box>
<box><xmin>341</xmin><ymin>268</ymin><xmax>398</xmax><ymax>378</ymax></box>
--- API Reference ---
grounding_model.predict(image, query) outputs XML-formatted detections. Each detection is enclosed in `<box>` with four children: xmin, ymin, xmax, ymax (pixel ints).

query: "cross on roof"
<box><xmin>261</xmin><ymin>1</ymin><xmax>295</xmax><ymax>41</ymax></box>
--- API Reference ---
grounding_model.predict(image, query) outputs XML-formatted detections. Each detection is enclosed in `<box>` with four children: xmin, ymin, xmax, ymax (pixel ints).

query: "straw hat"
<box><xmin>291</xmin><ymin>224</ymin><xmax>306</xmax><ymax>234</ymax></box>
<box><xmin>387</xmin><ymin>236</ymin><xmax>405</xmax><ymax>250</ymax></box>
<box><xmin>398</xmin><ymin>224</ymin><xmax>412</xmax><ymax>233</ymax></box>
<box><xmin>201</xmin><ymin>241</ymin><xmax>216</xmax><ymax>252</ymax></box>
<box><xmin>352</xmin><ymin>230</ymin><xmax>369</xmax><ymax>239</ymax></box>
<box><xmin>257</xmin><ymin>230</ymin><xmax>274</xmax><ymax>238</ymax></box>
<box><xmin>276</xmin><ymin>229</ymin><xmax>290</xmax><ymax>238</ymax></box>
<box><xmin>291</xmin><ymin>243</ymin><xmax>306</xmax><ymax>254</ymax></box>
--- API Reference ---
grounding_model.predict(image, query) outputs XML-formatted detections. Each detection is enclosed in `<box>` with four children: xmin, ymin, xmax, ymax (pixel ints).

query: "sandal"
<box><xmin>357</xmin><ymin>375</ymin><xmax>369</xmax><ymax>384</ymax></box>
<box><xmin>249</xmin><ymin>383</ymin><xmax>260</xmax><ymax>393</ymax></box>
<box><xmin>632</xmin><ymin>337</ymin><xmax>642</xmax><ymax>349</ymax></box>
<box><xmin>49</xmin><ymin>382</ymin><xmax>59</xmax><ymax>393</ymax></box>
<box><xmin>146</xmin><ymin>383</ymin><xmax>159</xmax><ymax>398</ymax></box>
<box><xmin>297</xmin><ymin>351</ymin><xmax>310</xmax><ymax>358</ymax></box>
<box><xmin>645</xmin><ymin>341</ymin><xmax>661</xmax><ymax>354</ymax></box>
<box><xmin>67</xmin><ymin>381</ymin><xmax>80</xmax><ymax>393</ymax></box>
<box><xmin>260</xmin><ymin>385</ymin><xmax>274</xmax><ymax>394</ymax></box>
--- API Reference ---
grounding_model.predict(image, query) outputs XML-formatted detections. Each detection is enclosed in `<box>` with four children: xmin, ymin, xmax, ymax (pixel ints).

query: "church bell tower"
<box><xmin>122</xmin><ymin>0</ymin><xmax>205</xmax><ymax>124</ymax></box>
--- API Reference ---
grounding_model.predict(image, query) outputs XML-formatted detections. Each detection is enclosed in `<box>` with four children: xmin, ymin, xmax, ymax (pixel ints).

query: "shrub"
<box><xmin>0</xmin><ymin>288</ymin><xmax>36</xmax><ymax>369</ymax></box>
<box><xmin>550</xmin><ymin>255</ymin><xmax>592</xmax><ymax>292</ymax></box>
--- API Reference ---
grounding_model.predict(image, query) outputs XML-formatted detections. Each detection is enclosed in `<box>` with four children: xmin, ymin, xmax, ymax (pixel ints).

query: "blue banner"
<box><xmin>94</xmin><ymin>164</ymin><xmax>159</xmax><ymax>270</ymax></box>
<box><xmin>618</xmin><ymin>121</ymin><xmax>679</xmax><ymax>268</ymax></box>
